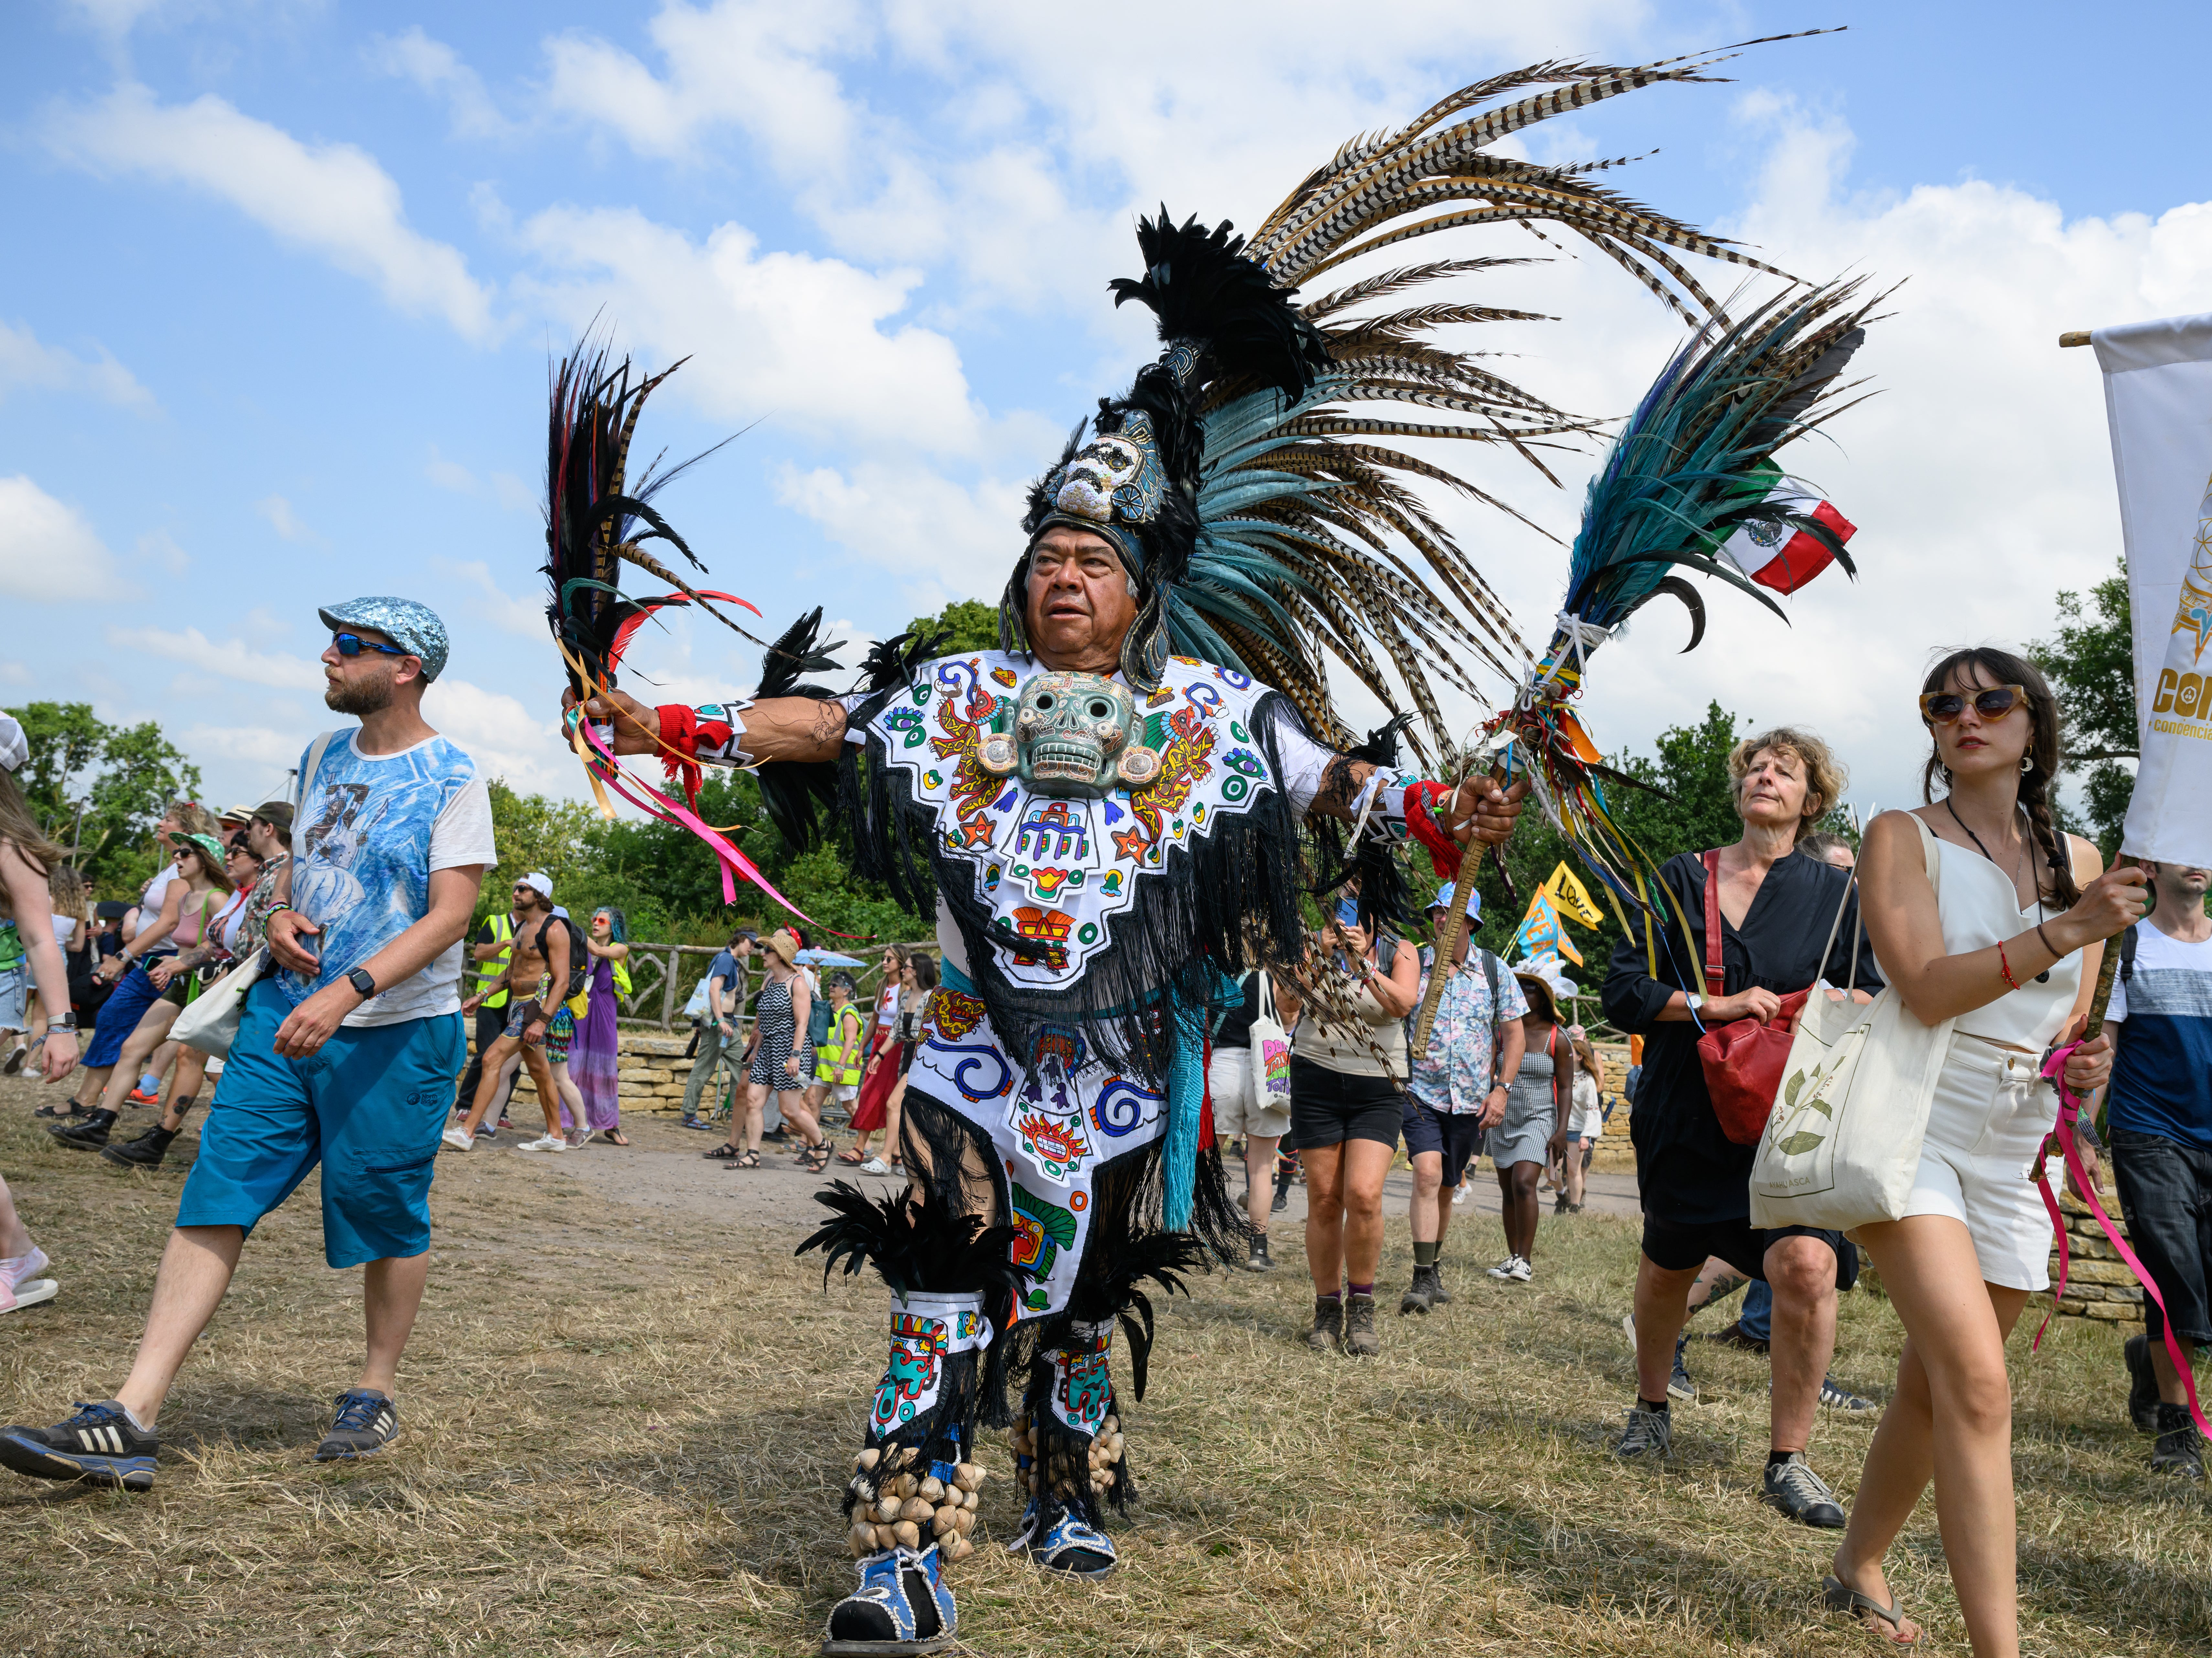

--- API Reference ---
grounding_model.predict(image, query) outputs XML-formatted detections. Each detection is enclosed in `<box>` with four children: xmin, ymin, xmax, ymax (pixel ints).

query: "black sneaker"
<box><xmin>314</xmin><ymin>1389</ymin><xmax>399</xmax><ymax>1461</ymax></box>
<box><xmin>1710</xmin><ymin>1319</ymin><xmax>1770</xmax><ymax>1354</ymax></box>
<box><xmin>101</xmin><ymin>1126</ymin><xmax>179</xmax><ymax>1169</ymax></box>
<box><xmin>0</xmin><ymin>1400</ymin><xmax>158</xmax><ymax>1490</ymax></box>
<box><xmin>1761</xmin><ymin>1452</ymin><xmax>1847</xmax><ymax>1528</ymax></box>
<box><xmin>1668</xmin><ymin>1335</ymin><xmax>1697</xmax><ymax>1403</ymax></box>
<box><xmin>2150</xmin><ymin>1402</ymin><xmax>2207</xmax><ymax>1480</ymax></box>
<box><xmin>49</xmin><ymin>1109</ymin><xmax>118</xmax><ymax>1150</ymax></box>
<box><xmin>1818</xmin><ymin>1376</ymin><xmax>1878</xmax><ymax>1413</ymax></box>
<box><xmin>2125</xmin><ymin>1333</ymin><xmax>2163</xmax><ymax>1432</ymax></box>
<box><xmin>1244</xmin><ymin>1234</ymin><xmax>1276</xmax><ymax>1273</ymax></box>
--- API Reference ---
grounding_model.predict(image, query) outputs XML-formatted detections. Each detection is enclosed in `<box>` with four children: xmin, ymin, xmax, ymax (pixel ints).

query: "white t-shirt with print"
<box><xmin>282</xmin><ymin>728</ymin><xmax>498</xmax><ymax>1028</ymax></box>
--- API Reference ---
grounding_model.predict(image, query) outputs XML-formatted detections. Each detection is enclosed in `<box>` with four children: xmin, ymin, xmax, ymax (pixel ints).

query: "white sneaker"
<box><xmin>1621</xmin><ymin>1311</ymin><xmax>1637</xmax><ymax>1347</ymax></box>
<box><xmin>441</xmin><ymin>1127</ymin><xmax>475</xmax><ymax>1152</ymax></box>
<box><xmin>1451</xmin><ymin>1183</ymin><xmax>1470</xmax><ymax>1207</ymax></box>
<box><xmin>1507</xmin><ymin>1256</ymin><xmax>1533</xmax><ymax>1283</ymax></box>
<box><xmin>516</xmin><ymin>1134</ymin><xmax>567</xmax><ymax>1153</ymax></box>
<box><xmin>1487</xmin><ymin>1257</ymin><xmax>1518</xmax><ymax>1280</ymax></box>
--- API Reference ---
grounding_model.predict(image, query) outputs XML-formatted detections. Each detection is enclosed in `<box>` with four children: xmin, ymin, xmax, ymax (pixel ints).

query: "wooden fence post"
<box><xmin>660</xmin><ymin>946</ymin><xmax>679</xmax><ymax>1029</ymax></box>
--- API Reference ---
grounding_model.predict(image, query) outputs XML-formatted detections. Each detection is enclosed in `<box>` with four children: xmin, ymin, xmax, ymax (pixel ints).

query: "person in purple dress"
<box><xmin>575</xmin><ymin>907</ymin><xmax>630</xmax><ymax>1146</ymax></box>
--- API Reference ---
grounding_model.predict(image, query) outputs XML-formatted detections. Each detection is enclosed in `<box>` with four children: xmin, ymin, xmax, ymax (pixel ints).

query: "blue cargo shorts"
<box><xmin>177</xmin><ymin>980</ymin><xmax>464</xmax><ymax>1268</ymax></box>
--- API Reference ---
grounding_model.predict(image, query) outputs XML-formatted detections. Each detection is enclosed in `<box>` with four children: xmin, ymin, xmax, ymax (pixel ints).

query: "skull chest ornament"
<box><xmin>978</xmin><ymin>673</ymin><xmax>1161</xmax><ymax>798</ymax></box>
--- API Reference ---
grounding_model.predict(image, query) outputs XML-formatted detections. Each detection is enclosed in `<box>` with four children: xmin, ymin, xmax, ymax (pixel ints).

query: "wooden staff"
<box><xmin>2080</xmin><ymin>856</ymin><xmax>2155</xmax><ymax>1033</ymax></box>
<box><xmin>1409</xmin><ymin>862</ymin><xmax>1477</xmax><ymax>1063</ymax></box>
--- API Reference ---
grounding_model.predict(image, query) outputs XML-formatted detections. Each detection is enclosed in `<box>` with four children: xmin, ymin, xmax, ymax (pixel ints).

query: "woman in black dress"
<box><xmin>1601</xmin><ymin>726</ymin><xmax>1877</xmax><ymax>1529</ymax></box>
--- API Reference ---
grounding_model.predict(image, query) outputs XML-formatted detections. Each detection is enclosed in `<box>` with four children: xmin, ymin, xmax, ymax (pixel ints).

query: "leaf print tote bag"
<box><xmin>1749</xmin><ymin>815</ymin><xmax>1956</xmax><ymax>1232</ymax></box>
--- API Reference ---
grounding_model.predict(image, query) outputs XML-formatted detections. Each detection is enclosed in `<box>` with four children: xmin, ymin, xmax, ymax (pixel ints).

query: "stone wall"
<box><xmin>466</xmin><ymin>1029</ymin><xmax>713</xmax><ymax>1117</ymax></box>
<box><xmin>2050</xmin><ymin>1185</ymin><xmax>2145</xmax><ymax>1327</ymax></box>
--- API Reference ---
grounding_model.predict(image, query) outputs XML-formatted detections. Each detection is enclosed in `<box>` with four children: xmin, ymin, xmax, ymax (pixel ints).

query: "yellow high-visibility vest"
<box><xmin>481</xmin><ymin>912</ymin><xmax>516</xmax><ymax>1009</ymax></box>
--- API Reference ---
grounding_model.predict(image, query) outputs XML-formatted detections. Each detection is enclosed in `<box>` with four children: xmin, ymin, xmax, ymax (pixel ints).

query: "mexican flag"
<box><xmin>1714</xmin><ymin>470</ymin><xmax>1855</xmax><ymax>594</ymax></box>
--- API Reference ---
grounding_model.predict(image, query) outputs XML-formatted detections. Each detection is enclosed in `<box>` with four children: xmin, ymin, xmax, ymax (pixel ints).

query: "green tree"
<box><xmin>2028</xmin><ymin>558</ymin><xmax>2135</xmax><ymax>855</ymax></box>
<box><xmin>5</xmin><ymin>700</ymin><xmax>202</xmax><ymax>894</ymax></box>
<box><xmin>905</xmin><ymin>598</ymin><xmax>1000</xmax><ymax>654</ymax></box>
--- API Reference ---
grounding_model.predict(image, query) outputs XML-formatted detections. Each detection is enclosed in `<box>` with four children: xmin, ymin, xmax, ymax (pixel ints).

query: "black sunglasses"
<box><xmin>332</xmin><ymin>632</ymin><xmax>409</xmax><ymax>661</ymax></box>
<box><xmin>1919</xmin><ymin>684</ymin><xmax>2027</xmax><ymax>725</ymax></box>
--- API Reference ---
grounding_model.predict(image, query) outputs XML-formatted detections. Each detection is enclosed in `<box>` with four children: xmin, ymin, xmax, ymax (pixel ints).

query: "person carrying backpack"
<box><xmin>1399</xmin><ymin>883</ymin><xmax>1527</xmax><ymax>1313</ymax></box>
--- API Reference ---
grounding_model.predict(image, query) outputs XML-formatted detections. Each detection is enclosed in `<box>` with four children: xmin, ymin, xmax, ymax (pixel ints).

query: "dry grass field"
<box><xmin>2</xmin><ymin>1076</ymin><xmax>2207</xmax><ymax>1657</ymax></box>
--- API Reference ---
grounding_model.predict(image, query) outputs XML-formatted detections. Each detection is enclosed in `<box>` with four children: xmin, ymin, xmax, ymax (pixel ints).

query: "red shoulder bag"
<box><xmin>1694</xmin><ymin>850</ymin><xmax>1814</xmax><ymax>1147</ymax></box>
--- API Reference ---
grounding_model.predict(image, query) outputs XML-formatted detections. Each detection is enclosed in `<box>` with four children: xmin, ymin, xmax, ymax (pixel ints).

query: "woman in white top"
<box><xmin>1833</xmin><ymin>649</ymin><xmax>2146</xmax><ymax>1653</ymax></box>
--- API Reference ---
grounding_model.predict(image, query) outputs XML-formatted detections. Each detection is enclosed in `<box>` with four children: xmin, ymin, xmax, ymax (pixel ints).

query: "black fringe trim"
<box><xmin>749</xmin><ymin>608</ymin><xmax>845</xmax><ymax>853</ymax></box>
<box><xmin>1022</xmin><ymin>1362</ymin><xmax>1132</xmax><ymax>1523</ymax></box>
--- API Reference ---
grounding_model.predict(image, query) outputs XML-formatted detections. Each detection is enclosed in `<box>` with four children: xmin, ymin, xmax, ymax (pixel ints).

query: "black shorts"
<box><xmin>1640</xmin><ymin>1212</ymin><xmax>1859</xmax><ymax>1292</ymax></box>
<box><xmin>1288</xmin><ymin>1057</ymin><xmax>1403</xmax><ymax>1152</ymax></box>
<box><xmin>2111</xmin><ymin>1128</ymin><xmax>2212</xmax><ymax>1345</ymax></box>
<box><xmin>1401</xmin><ymin>1096</ymin><xmax>1484</xmax><ymax>1185</ymax></box>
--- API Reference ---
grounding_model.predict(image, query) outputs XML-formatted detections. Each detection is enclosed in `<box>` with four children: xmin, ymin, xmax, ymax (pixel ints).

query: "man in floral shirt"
<box><xmin>1400</xmin><ymin>882</ymin><xmax>1527</xmax><ymax>1314</ymax></box>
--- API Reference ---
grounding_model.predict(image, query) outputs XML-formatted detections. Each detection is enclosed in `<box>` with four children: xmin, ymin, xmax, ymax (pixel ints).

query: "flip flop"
<box><xmin>835</xmin><ymin>1148</ymin><xmax>867</xmax><ymax>1165</ymax></box>
<box><xmin>606</xmin><ymin>1132</ymin><xmax>630</xmax><ymax>1146</ymax></box>
<box><xmin>1822</xmin><ymin>1576</ymin><xmax>1920</xmax><ymax>1648</ymax></box>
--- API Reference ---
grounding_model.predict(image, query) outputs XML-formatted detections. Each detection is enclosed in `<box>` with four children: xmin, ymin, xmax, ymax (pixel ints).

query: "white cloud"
<box><xmin>423</xmin><ymin>446</ymin><xmax>534</xmax><ymax>512</ymax></box>
<box><xmin>178</xmin><ymin>721</ymin><xmax>306</xmax><ymax>770</ymax></box>
<box><xmin>0</xmin><ymin>475</ymin><xmax>135</xmax><ymax>601</ymax></box>
<box><xmin>104</xmin><ymin>625</ymin><xmax>324</xmax><ymax>690</ymax></box>
<box><xmin>423</xmin><ymin>676</ymin><xmax>576</xmax><ymax>794</ymax></box>
<box><xmin>135</xmin><ymin>528</ymin><xmax>189</xmax><ymax>575</ymax></box>
<box><xmin>432</xmin><ymin>556</ymin><xmax>547</xmax><ymax>638</ymax></box>
<box><xmin>516</xmin><ymin>206</ymin><xmax>982</xmax><ymax>453</ymax></box>
<box><xmin>65</xmin><ymin>0</ymin><xmax>169</xmax><ymax>41</ymax></box>
<box><xmin>368</xmin><ymin>27</ymin><xmax>511</xmax><ymax>139</ymax></box>
<box><xmin>775</xmin><ymin>460</ymin><xmax>1025</xmax><ymax>599</ymax></box>
<box><xmin>256</xmin><ymin>494</ymin><xmax>322</xmax><ymax>545</ymax></box>
<box><xmin>0</xmin><ymin>319</ymin><xmax>156</xmax><ymax>410</ymax></box>
<box><xmin>44</xmin><ymin>83</ymin><xmax>496</xmax><ymax>341</ymax></box>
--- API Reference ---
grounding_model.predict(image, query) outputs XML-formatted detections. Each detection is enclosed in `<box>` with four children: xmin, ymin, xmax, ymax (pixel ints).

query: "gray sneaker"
<box><xmin>1818</xmin><ymin>1376</ymin><xmax>1878</xmax><ymax>1413</ymax></box>
<box><xmin>1306</xmin><ymin>1296</ymin><xmax>1343</xmax><ymax>1352</ymax></box>
<box><xmin>313</xmin><ymin>1389</ymin><xmax>399</xmax><ymax>1461</ymax></box>
<box><xmin>1614</xmin><ymin>1401</ymin><xmax>1672</xmax><ymax>1460</ymax></box>
<box><xmin>1761</xmin><ymin>1452</ymin><xmax>1846</xmax><ymax>1528</ymax></box>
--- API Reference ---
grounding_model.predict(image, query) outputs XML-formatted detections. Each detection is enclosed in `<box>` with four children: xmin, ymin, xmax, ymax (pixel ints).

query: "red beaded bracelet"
<box><xmin>1997</xmin><ymin>939</ymin><xmax>2022</xmax><ymax>992</ymax></box>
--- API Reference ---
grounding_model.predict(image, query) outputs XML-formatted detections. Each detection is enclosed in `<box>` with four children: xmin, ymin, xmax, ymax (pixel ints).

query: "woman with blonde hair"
<box><xmin>1827</xmin><ymin>650</ymin><xmax>2145</xmax><ymax>1652</ymax></box>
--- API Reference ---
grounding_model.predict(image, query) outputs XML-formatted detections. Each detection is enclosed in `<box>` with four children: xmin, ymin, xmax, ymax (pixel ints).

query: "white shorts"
<box><xmin>1902</xmin><ymin>1038</ymin><xmax>2059</xmax><ymax>1292</ymax></box>
<box><xmin>1208</xmin><ymin>1045</ymin><xmax>1290</xmax><ymax>1140</ymax></box>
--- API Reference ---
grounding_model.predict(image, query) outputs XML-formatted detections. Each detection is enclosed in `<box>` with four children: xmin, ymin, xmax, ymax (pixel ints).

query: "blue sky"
<box><xmin>5</xmin><ymin>0</ymin><xmax>2210</xmax><ymax>821</ymax></box>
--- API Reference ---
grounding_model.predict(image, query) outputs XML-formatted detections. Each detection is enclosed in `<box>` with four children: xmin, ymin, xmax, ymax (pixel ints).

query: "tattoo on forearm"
<box><xmin>1312</xmin><ymin>754</ymin><xmax>1360</xmax><ymax>818</ymax></box>
<box><xmin>809</xmin><ymin>699</ymin><xmax>847</xmax><ymax>749</ymax></box>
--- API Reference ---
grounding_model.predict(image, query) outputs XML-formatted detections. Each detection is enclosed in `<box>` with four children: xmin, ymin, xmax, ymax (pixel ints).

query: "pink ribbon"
<box><xmin>2034</xmin><ymin>1041</ymin><xmax>2209</xmax><ymax>1437</ymax></box>
<box><xmin>573</xmin><ymin>715</ymin><xmax>836</xmax><ymax>932</ymax></box>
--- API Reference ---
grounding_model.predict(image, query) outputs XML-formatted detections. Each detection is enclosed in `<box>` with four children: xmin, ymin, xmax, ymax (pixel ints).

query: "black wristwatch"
<box><xmin>346</xmin><ymin>967</ymin><xmax>377</xmax><ymax>998</ymax></box>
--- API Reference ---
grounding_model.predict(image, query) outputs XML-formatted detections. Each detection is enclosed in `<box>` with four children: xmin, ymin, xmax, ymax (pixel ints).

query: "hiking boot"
<box><xmin>49</xmin><ymin>1109</ymin><xmax>118</xmax><ymax>1150</ymax></box>
<box><xmin>1668</xmin><ymin>1335</ymin><xmax>1696</xmax><ymax>1403</ymax></box>
<box><xmin>2124</xmin><ymin>1333</ymin><xmax>2163</xmax><ymax>1432</ymax></box>
<box><xmin>1761</xmin><ymin>1452</ymin><xmax>1847</xmax><ymax>1528</ymax></box>
<box><xmin>1429</xmin><ymin>1265</ymin><xmax>1452</xmax><ymax>1305</ymax></box>
<box><xmin>1243</xmin><ymin>1234</ymin><xmax>1275</xmax><ymax>1273</ymax></box>
<box><xmin>1306</xmin><ymin>1295</ymin><xmax>1343</xmax><ymax>1352</ymax></box>
<box><xmin>2150</xmin><ymin>1402</ymin><xmax>2207</xmax><ymax>1480</ymax></box>
<box><xmin>1710</xmin><ymin>1319</ymin><xmax>1770</xmax><ymax>1354</ymax></box>
<box><xmin>1400</xmin><ymin>1263</ymin><xmax>1440</xmax><ymax>1316</ymax></box>
<box><xmin>1614</xmin><ymin>1400</ymin><xmax>1672</xmax><ymax>1460</ymax></box>
<box><xmin>1343</xmin><ymin>1292</ymin><xmax>1380</xmax><ymax>1357</ymax></box>
<box><xmin>0</xmin><ymin>1400</ymin><xmax>157</xmax><ymax>1490</ymax></box>
<box><xmin>100</xmin><ymin>1126</ymin><xmax>178</xmax><ymax>1169</ymax></box>
<box><xmin>314</xmin><ymin>1389</ymin><xmax>399</xmax><ymax>1461</ymax></box>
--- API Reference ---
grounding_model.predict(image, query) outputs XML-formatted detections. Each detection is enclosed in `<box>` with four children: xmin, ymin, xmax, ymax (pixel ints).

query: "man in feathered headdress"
<box><xmin>564</xmin><ymin>39</ymin><xmax>1855</xmax><ymax>1648</ymax></box>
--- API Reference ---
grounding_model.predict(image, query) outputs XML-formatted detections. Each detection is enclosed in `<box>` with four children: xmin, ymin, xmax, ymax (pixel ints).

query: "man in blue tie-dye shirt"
<box><xmin>0</xmin><ymin>597</ymin><xmax>493</xmax><ymax>1493</ymax></box>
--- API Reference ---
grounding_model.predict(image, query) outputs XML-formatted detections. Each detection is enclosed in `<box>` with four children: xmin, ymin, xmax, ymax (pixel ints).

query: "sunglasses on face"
<box><xmin>331</xmin><ymin>632</ymin><xmax>409</xmax><ymax>661</ymax></box>
<box><xmin>1919</xmin><ymin>684</ymin><xmax>2028</xmax><ymax>725</ymax></box>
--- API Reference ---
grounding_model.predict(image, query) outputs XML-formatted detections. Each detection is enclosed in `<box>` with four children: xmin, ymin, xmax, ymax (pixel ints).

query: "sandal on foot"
<box><xmin>722</xmin><ymin>1149</ymin><xmax>761</xmax><ymax>1169</ymax></box>
<box><xmin>798</xmin><ymin>1144</ymin><xmax>833</xmax><ymax>1173</ymax></box>
<box><xmin>836</xmin><ymin>1148</ymin><xmax>867</xmax><ymax>1165</ymax></box>
<box><xmin>1822</xmin><ymin>1576</ymin><xmax>1919</xmax><ymax>1648</ymax></box>
<box><xmin>703</xmin><ymin>1143</ymin><xmax>743</xmax><ymax>1161</ymax></box>
<box><xmin>606</xmin><ymin>1131</ymin><xmax>629</xmax><ymax>1146</ymax></box>
<box><xmin>32</xmin><ymin>1102</ymin><xmax>87</xmax><ymax>1121</ymax></box>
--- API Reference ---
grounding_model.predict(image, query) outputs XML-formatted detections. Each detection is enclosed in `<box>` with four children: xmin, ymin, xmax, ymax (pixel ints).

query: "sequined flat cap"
<box><xmin>318</xmin><ymin>597</ymin><xmax>450</xmax><ymax>683</ymax></box>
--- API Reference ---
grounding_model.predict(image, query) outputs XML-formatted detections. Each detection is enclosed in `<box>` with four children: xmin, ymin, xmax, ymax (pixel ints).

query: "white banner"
<box><xmin>2092</xmin><ymin>314</ymin><xmax>2212</xmax><ymax>867</ymax></box>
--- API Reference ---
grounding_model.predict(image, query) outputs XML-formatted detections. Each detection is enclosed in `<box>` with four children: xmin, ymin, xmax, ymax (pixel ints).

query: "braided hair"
<box><xmin>1918</xmin><ymin>646</ymin><xmax>2080</xmax><ymax>909</ymax></box>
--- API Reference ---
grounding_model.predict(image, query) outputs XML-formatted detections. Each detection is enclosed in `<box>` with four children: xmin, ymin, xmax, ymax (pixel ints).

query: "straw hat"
<box><xmin>766</xmin><ymin>928</ymin><xmax>801</xmax><ymax>967</ymax></box>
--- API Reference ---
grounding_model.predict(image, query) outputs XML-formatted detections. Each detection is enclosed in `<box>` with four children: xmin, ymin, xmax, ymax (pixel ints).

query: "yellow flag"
<box><xmin>1543</xmin><ymin>862</ymin><xmax>1604</xmax><ymax>929</ymax></box>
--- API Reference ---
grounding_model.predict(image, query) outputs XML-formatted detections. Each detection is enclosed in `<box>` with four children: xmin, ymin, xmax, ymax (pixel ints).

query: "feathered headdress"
<box><xmin>1001</xmin><ymin>32</ymin><xmax>1840</xmax><ymax>763</ymax></box>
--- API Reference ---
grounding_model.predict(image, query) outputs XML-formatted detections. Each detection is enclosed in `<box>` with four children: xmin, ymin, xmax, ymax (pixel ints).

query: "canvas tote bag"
<box><xmin>1247</xmin><ymin>972</ymin><xmax>1292</xmax><ymax>1108</ymax></box>
<box><xmin>1749</xmin><ymin>815</ymin><xmax>1956</xmax><ymax>1230</ymax></box>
